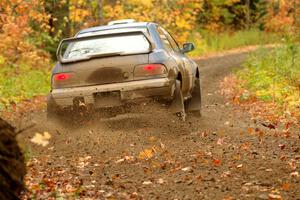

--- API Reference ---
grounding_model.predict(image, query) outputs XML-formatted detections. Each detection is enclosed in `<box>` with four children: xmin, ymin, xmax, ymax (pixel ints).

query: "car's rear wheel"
<box><xmin>169</xmin><ymin>80</ymin><xmax>186</xmax><ymax>121</ymax></box>
<box><xmin>47</xmin><ymin>95</ymin><xmax>88</xmax><ymax>124</ymax></box>
<box><xmin>186</xmin><ymin>77</ymin><xmax>202</xmax><ymax>117</ymax></box>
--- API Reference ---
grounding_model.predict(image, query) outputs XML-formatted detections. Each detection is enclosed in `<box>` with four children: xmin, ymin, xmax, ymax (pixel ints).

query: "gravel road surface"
<box><xmin>18</xmin><ymin>52</ymin><xmax>300</xmax><ymax>199</ymax></box>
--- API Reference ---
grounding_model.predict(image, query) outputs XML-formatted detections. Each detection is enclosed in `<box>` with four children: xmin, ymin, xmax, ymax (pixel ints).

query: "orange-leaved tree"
<box><xmin>0</xmin><ymin>0</ymin><xmax>50</xmax><ymax>68</ymax></box>
<box><xmin>265</xmin><ymin>0</ymin><xmax>300</xmax><ymax>35</ymax></box>
<box><xmin>103</xmin><ymin>0</ymin><xmax>203</xmax><ymax>44</ymax></box>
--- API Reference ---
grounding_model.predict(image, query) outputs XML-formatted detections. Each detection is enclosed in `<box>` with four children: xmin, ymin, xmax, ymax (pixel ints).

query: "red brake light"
<box><xmin>54</xmin><ymin>73</ymin><xmax>71</xmax><ymax>81</ymax></box>
<box><xmin>52</xmin><ymin>72</ymin><xmax>76</xmax><ymax>88</ymax></box>
<box><xmin>144</xmin><ymin>64</ymin><xmax>156</xmax><ymax>71</ymax></box>
<box><xmin>134</xmin><ymin>64</ymin><xmax>167</xmax><ymax>78</ymax></box>
<box><xmin>52</xmin><ymin>72</ymin><xmax>76</xmax><ymax>89</ymax></box>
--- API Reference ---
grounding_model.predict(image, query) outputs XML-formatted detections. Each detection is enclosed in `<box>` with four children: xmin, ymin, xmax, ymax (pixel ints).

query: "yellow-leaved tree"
<box><xmin>103</xmin><ymin>0</ymin><xmax>203</xmax><ymax>44</ymax></box>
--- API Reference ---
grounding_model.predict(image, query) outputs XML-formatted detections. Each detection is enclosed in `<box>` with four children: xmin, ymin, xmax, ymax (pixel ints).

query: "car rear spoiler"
<box><xmin>56</xmin><ymin>30</ymin><xmax>155</xmax><ymax>63</ymax></box>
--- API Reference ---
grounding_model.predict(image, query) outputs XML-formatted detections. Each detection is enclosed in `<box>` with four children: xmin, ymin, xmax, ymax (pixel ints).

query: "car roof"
<box><xmin>77</xmin><ymin>22</ymin><xmax>152</xmax><ymax>35</ymax></box>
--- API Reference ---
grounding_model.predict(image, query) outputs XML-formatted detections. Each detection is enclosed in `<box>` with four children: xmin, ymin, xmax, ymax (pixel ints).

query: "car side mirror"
<box><xmin>182</xmin><ymin>43</ymin><xmax>195</xmax><ymax>53</ymax></box>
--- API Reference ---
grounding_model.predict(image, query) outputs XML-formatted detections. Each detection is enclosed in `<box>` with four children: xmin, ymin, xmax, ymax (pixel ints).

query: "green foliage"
<box><xmin>198</xmin><ymin>0</ymin><xmax>269</xmax><ymax>31</ymax></box>
<box><xmin>189</xmin><ymin>29</ymin><xmax>281</xmax><ymax>56</ymax></box>
<box><xmin>0</xmin><ymin>64</ymin><xmax>50</xmax><ymax>110</ymax></box>
<box><xmin>237</xmin><ymin>42</ymin><xmax>300</xmax><ymax>112</ymax></box>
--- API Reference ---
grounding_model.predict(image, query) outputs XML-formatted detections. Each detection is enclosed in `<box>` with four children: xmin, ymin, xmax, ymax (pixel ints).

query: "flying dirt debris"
<box><xmin>0</xmin><ymin>118</ymin><xmax>25</xmax><ymax>200</ymax></box>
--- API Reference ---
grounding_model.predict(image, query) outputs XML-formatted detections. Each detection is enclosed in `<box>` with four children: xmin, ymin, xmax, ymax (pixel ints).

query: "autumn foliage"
<box><xmin>0</xmin><ymin>0</ymin><xmax>299</xmax><ymax>110</ymax></box>
<box><xmin>265</xmin><ymin>0</ymin><xmax>300</xmax><ymax>34</ymax></box>
<box><xmin>0</xmin><ymin>0</ymin><xmax>298</xmax><ymax>68</ymax></box>
<box><xmin>103</xmin><ymin>0</ymin><xmax>202</xmax><ymax>43</ymax></box>
<box><xmin>0</xmin><ymin>0</ymin><xmax>50</xmax><ymax>67</ymax></box>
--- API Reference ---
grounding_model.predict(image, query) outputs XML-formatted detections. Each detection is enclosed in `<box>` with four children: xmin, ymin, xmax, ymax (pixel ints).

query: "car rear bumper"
<box><xmin>50</xmin><ymin>78</ymin><xmax>175</xmax><ymax>108</ymax></box>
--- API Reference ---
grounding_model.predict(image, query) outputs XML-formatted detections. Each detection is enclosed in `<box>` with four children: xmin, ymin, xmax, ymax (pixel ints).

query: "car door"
<box><xmin>158</xmin><ymin>27</ymin><xmax>194</xmax><ymax>96</ymax></box>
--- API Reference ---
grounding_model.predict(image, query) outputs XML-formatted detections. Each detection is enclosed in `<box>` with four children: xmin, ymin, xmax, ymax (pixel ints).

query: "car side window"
<box><xmin>161</xmin><ymin>29</ymin><xmax>181</xmax><ymax>52</ymax></box>
<box><xmin>156</xmin><ymin>27</ymin><xmax>172</xmax><ymax>51</ymax></box>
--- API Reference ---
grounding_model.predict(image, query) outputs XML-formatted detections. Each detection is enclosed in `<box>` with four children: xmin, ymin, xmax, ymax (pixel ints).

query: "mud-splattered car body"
<box><xmin>47</xmin><ymin>20</ymin><xmax>201</xmax><ymax>120</ymax></box>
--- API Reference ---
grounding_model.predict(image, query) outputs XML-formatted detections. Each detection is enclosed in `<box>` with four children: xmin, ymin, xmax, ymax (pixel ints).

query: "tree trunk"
<box><xmin>99</xmin><ymin>0</ymin><xmax>103</xmax><ymax>25</ymax></box>
<box><xmin>0</xmin><ymin>118</ymin><xmax>25</xmax><ymax>200</ymax></box>
<box><xmin>246</xmin><ymin>0</ymin><xmax>251</xmax><ymax>29</ymax></box>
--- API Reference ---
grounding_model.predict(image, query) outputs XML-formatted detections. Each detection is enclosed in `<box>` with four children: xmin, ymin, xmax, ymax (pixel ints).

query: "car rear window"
<box><xmin>59</xmin><ymin>33</ymin><xmax>151</xmax><ymax>62</ymax></box>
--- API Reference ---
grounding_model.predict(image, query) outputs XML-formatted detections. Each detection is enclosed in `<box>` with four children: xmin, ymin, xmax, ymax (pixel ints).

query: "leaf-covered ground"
<box><xmin>14</xmin><ymin>52</ymin><xmax>300</xmax><ymax>200</ymax></box>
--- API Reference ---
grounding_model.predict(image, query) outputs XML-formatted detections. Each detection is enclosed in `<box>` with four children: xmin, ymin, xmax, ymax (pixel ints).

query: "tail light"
<box><xmin>54</xmin><ymin>73</ymin><xmax>72</xmax><ymax>81</ymax></box>
<box><xmin>52</xmin><ymin>72</ymin><xmax>75</xmax><ymax>88</ymax></box>
<box><xmin>134</xmin><ymin>64</ymin><xmax>167</xmax><ymax>78</ymax></box>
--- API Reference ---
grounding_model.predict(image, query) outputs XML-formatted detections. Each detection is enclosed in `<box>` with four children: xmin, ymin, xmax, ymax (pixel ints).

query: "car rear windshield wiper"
<box><xmin>87</xmin><ymin>51</ymin><xmax>124</xmax><ymax>59</ymax></box>
<box><xmin>61</xmin><ymin>51</ymin><xmax>124</xmax><ymax>63</ymax></box>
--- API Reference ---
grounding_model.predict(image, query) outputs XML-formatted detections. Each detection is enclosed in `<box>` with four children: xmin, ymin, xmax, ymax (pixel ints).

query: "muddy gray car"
<box><xmin>47</xmin><ymin>20</ymin><xmax>201</xmax><ymax>120</ymax></box>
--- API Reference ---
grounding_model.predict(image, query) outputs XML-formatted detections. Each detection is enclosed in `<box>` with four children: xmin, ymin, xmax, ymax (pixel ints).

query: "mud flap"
<box><xmin>169</xmin><ymin>80</ymin><xmax>186</xmax><ymax>121</ymax></box>
<box><xmin>186</xmin><ymin>78</ymin><xmax>202</xmax><ymax>116</ymax></box>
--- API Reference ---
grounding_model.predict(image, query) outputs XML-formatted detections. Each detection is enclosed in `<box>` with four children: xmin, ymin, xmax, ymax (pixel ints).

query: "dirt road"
<box><xmin>19</xmin><ymin>52</ymin><xmax>299</xmax><ymax>199</ymax></box>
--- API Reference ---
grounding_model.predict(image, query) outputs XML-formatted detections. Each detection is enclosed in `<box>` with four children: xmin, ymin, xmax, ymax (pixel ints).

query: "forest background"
<box><xmin>0</xmin><ymin>0</ymin><xmax>299</xmax><ymax>112</ymax></box>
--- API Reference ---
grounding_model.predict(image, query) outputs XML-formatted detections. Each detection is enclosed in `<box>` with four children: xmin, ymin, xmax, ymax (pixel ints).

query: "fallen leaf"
<box><xmin>142</xmin><ymin>181</ymin><xmax>152</xmax><ymax>185</ymax></box>
<box><xmin>217</xmin><ymin>137</ymin><xmax>225</xmax><ymax>145</ymax></box>
<box><xmin>115</xmin><ymin>158</ymin><xmax>125</xmax><ymax>163</ymax></box>
<box><xmin>139</xmin><ymin>149</ymin><xmax>154</xmax><ymax>160</ymax></box>
<box><xmin>160</xmin><ymin>142</ymin><xmax>166</xmax><ymax>149</ymax></box>
<box><xmin>30</xmin><ymin>132</ymin><xmax>52</xmax><ymax>147</ymax></box>
<box><xmin>115</xmin><ymin>155</ymin><xmax>134</xmax><ymax>164</ymax></box>
<box><xmin>290</xmin><ymin>171</ymin><xmax>299</xmax><ymax>178</ymax></box>
<box><xmin>261</xmin><ymin>122</ymin><xmax>276</xmax><ymax>129</ymax></box>
<box><xmin>241</xmin><ymin>142</ymin><xmax>250</xmax><ymax>150</ymax></box>
<box><xmin>79</xmin><ymin>156</ymin><xmax>91</xmax><ymax>162</ymax></box>
<box><xmin>247</xmin><ymin>128</ymin><xmax>255</xmax><ymax>135</ymax></box>
<box><xmin>104</xmin><ymin>192</ymin><xmax>113</xmax><ymax>198</ymax></box>
<box><xmin>221</xmin><ymin>171</ymin><xmax>231</xmax><ymax>178</ymax></box>
<box><xmin>288</xmin><ymin>161</ymin><xmax>297</xmax><ymax>170</ymax></box>
<box><xmin>201</xmin><ymin>131</ymin><xmax>208</xmax><ymax>137</ymax></box>
<box><xmin>281</xmin><ymin>183</ymin><xmax>290</xmax><ymax>191</ymax></box>
<box><xmin>181</xmin><ymin>167</ymin><xmax>192</xmax><ymax>172</ymax></box>
<box><xmin>157</xmin><ymin>178</ymin><xmax>165</xmax><ymax>184</ymax></box>
<box><xmin>278</xmin><ymin>144</ymin><xmax>285</xmax><ymax>150</ymax></box>
<box><xmin>124</xmin><ymin>156</ymin><xmax>134</xmax><ymax>161</ymax></box>
<box><xmin>149</xmin><ymin>136</ymin><xmax>156</xmax><ymax>142</ymax></box>
<box><xmin>268</xmin><ymin>193</ymin><xmax>282</xmax><ymax>199</ymax></box>
<box><xmin>130</xmin><ymin>192</ymin><xmax>138</xmax><ymax>198</ymax></box>
<box><xmin>213</xmin><ymin>159</ymin><xmax>221</xmax><ymax>167</ymax></box>
<box><xmin>237</xmin><ymin>164</ymin><xmax>243</xmax><ymax>168</ymax></box>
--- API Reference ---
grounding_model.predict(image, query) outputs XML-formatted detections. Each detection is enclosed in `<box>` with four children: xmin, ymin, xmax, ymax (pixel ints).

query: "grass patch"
<box><xmin>0</xmin><ymin>63</ymin><xmax>50</xmax><ymax>110</ymax></box>
<box><xmin>189</xmin><ymin>29</ymin><xmax>282</xmax><ymax>56</ymax></box>
<box><xmin>236</xmin><ymin>42</ymin><xmax>300</xmax><ymax>114</ymax></box>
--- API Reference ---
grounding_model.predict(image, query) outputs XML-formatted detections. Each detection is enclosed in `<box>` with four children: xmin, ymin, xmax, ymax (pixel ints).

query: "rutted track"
<box><xmin>18</xmin><ymin>52</ymin><xmax>300</xmax><ymax>199</ymax></box>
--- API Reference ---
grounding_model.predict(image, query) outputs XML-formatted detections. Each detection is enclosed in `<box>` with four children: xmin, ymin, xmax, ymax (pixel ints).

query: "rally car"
<box><xmin>47</xmin><ymin>19</ymin><xmax>201</xmax><ymax>121</ymax></box>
